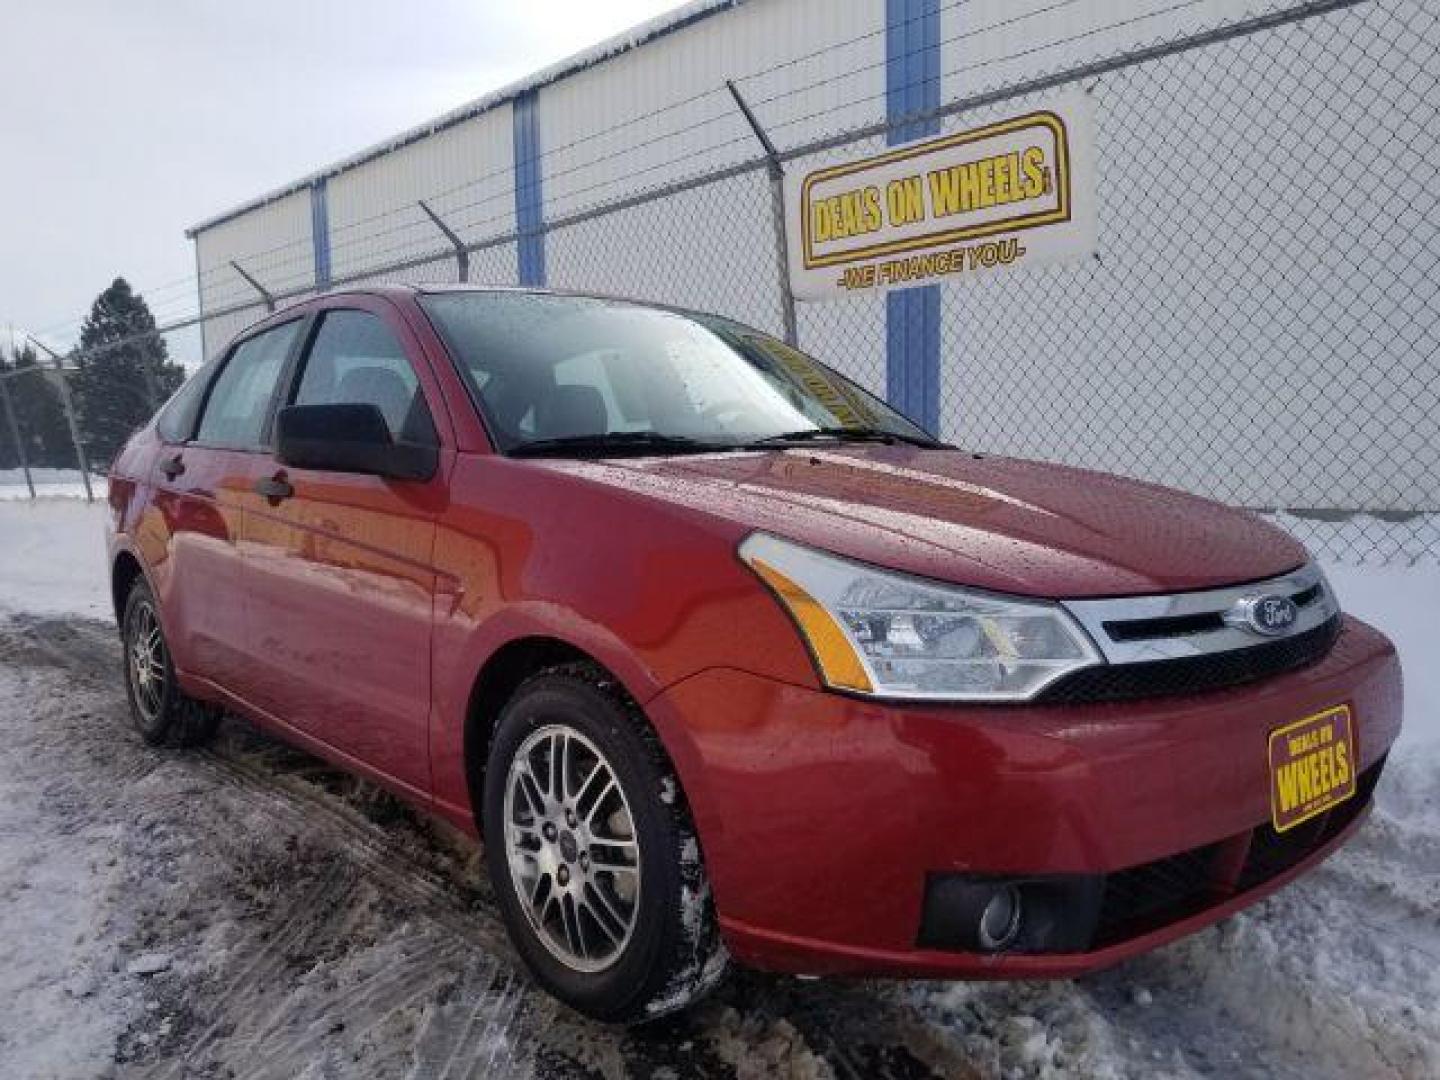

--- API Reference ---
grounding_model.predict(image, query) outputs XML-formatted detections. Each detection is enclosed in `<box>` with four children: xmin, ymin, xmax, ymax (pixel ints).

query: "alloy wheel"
<box><xmin>502</xmin><ymin>724</ymin><xmax>642</xmax><ymax>972</ymax></box>
<box><xmin>127</xmin><ymin>601</ymin><xmax>168</xmax><ymax>724</ymax></box>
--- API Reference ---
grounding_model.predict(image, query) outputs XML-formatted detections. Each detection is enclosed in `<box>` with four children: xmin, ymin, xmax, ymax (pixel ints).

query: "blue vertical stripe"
<box><xmin>310</xmin><ymin>178</ymin><xmax>332</xmax><ymax>289</ymax></box>
<box><xmin>885</xmin><ymin>0</ymin><xmax>941</xmax><ymax>434</ymax></box>
<box><xmin>513</xmin><ymin>90</ymin><xmax>546</xmax><ymax>286</ymax></box>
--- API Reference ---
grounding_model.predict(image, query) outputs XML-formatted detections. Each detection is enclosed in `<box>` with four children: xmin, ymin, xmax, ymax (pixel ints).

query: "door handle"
<box><xmin>254</xmin><ymin>474</ymin><xmax>294</xmax><ymax>503</ymax></box>
<box><xmin>159</xmin><ymin>454</ymin><xmax>185</xmax><ymax>480</ymax></box>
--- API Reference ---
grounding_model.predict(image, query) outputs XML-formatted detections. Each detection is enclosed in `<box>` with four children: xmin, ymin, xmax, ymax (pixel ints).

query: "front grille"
<box><xmin>1104</xmin><ymin>610</ymin><xmax>1224</xmax><ymax>642</ymax></box>
<box><xmin>1237</xmin><ymin>758</ymin><xmax>1383</xmax><ymax>890</ymax></box>
<box><xmin>1038</xmin><ymin>615</ymin><xmax>1341</xmax><ymax>704</ymax></box>
<box><xmin>1100</xmin><ymin>577</ymin><xmax>1325</xmax><ymax>644</ymax></box>
<box><xmin>1093</xmin><ymin>843</ymin><xmax>1222</xmax><ymax>947</ymax></box>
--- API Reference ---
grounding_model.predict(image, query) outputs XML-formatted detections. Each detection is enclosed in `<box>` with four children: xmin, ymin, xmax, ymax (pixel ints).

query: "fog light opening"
<box><xmin>977</xmin><ymin>885</ymin><xmax>1023</xmax><ymax>951</ymax></box>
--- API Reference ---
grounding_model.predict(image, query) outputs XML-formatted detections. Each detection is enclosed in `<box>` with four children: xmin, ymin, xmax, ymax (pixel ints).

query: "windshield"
<box><xmin>418</xmin><ymin>291</ymin><xmax>935</xmax><ymax>455</ymax></box>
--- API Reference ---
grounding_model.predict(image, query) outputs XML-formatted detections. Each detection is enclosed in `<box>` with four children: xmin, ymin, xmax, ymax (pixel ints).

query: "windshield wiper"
<box><xmin>748</xmin><ymin>426</ymin><xmax>942</xmax><ymax>449</ymax></box>
<box><xmin>509</xmin><ymin>432</ymin><xmax>729</xmax><ymax>458</ymax></box>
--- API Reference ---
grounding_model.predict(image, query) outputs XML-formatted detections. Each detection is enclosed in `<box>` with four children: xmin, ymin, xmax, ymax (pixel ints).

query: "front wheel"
<box><xmin>483</xmin><ymin>663</ymin><xmax>727</xmax><ymax>1023</ymax></box>
<box><xmin>121</xmin><ymin>578</ymin><xmax>221</xmax><ymax>748</ymax></box>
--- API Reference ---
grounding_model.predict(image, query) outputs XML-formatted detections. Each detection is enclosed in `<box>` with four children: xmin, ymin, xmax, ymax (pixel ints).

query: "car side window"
<box><xmin>155</xmin><ymin>359</ymin><xmax>218</xmax><ymax>444</ymax></box>
<box><xmin>293</xmin><ymin>310</ymin><xmax>437</xmax><ymax>445</ymax></box>
<box><xmin>195</xmin><ymin>321</ymin><xmax>302</xmax><ymax>449</ymax></box>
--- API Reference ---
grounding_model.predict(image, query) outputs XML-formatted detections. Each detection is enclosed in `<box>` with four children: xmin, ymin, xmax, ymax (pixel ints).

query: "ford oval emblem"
<box><xmin>1228</xmin><ymin>594</ymin><xmax>1300</xmax><ymax>636</ymax></box>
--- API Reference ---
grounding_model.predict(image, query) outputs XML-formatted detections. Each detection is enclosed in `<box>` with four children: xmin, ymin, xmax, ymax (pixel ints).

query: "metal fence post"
<box><xmin>49</xmin><ymin>358</ymin><xmax>94</xmax><ymax>503</ymax></box>
<box><xmin>26</xmin><ymin>336</ymin><xmax>95</xmax><ymax>502</ymax></box>
<box><xmin>418</xmin><ymin>201</ymin><xmax>470</xmax><ymax>283</ymax></box>
<box><xmin>0</xmin><ymin>374</ymin><xmax>36</xmax><ymax>499</ymax></box>
<box><xmin>230</xmin><ymin>260</ymin><xmax>276</xmax><ymax>313</ymax></box>
<box><xmin>726</xmin><ymin>80</ymin><xmax>799</xmax><ymax>347</ymax></box>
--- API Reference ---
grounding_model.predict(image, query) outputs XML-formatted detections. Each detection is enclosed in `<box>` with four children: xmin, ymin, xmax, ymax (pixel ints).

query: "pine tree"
<box><xmin>0</xmin><ymin>354</ymin><xmax>17</xmax><ymax>472</ymax></box>
<box><xmin>69</xmin><ymin>278</ymin><xmax>185</xmax><ymax>467</ymax></box>
<box><xmin>6</xmin><ymin>346</ymin><xmax>73</xmax><ymax>467</ymax></box>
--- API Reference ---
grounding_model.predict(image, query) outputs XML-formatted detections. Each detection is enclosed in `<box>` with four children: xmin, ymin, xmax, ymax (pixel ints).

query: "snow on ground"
<box><xmin>0</xmin><ymin>467</ymin><xmax>107</xmax><ymax>503</ymax></box>
<box><xmin>0</xmin><ymin>495</ymin><xmax>110</xmax><ymax>619</ymax></box>
<box><xmin>0</xmin><ymin>492</ymin><xmax>1436</xmax><ymax>1078</ymax></box>
<box><xmin>0</xmin><ymin>656</ymin><xmax>135</xmax><ymax>1079</ymax></box>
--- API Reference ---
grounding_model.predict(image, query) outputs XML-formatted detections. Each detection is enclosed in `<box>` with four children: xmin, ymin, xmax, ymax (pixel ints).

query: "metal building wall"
<box><xmin>194</xmin><ymin>189</ymin><xmax>314</xmax><ymax>358</ymax></box>
<box><xmin>326</xmin><ymin>105</ymin><xmax>518</xmax><ymax>289</ymax></box>
<box><xmin>539</xmin><ymin>0</ymin><xmax>889</xmax><ymax>393</ymax></box>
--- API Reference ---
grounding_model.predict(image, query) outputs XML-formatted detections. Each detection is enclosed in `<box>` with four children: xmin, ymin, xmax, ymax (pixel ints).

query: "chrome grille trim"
<box><xmin>1060</xmin><ymin>563</ymin><xmax>1338</xmax><ymax>666</ymax></box>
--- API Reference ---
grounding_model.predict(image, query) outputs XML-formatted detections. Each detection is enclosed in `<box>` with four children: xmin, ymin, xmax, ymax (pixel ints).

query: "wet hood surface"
<box><xmin>556</xmin><ymin>445</ymin><xmax>1307</xmax><ymax>598</ymax></box>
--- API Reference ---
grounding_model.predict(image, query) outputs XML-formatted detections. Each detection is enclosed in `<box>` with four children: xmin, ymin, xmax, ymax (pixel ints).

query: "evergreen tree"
<box><xmin>0</xmin><ymin>354</ymin><xmax>16</xmax><ymax>472</ymax></box>
<box><xmin>69</xmin><ymin>278</ymin><xmax>185</xmax><ymax>467</ymax></box>
<box><xmin>5</xmin><ymin>346</ymin><xmax>73</xmax><ymax>468</ymax></box>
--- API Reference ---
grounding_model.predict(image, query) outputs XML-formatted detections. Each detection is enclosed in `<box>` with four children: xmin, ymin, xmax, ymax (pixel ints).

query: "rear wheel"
<box><xmin>483</xmin><ymin>663</ymin><xmax>727</xmax><ymax>1023</ymax></box>
<box><xmin>121</xmin><ymin>578</ymin><xmax>220</xmax><ymax>748</ymax></box>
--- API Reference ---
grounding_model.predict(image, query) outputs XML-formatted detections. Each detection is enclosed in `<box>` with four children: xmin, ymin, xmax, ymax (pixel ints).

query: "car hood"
<box><xmin>545</xmin><ymin>445</ymin><xmax>1307</xmax><ymax>598</ymax></box>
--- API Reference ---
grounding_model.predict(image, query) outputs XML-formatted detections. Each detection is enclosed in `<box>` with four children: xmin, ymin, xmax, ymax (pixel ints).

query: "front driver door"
<box><xmin>241</xmin><ymin>300</ymin><xmax>448</xmax><ymax>797</ymax></box>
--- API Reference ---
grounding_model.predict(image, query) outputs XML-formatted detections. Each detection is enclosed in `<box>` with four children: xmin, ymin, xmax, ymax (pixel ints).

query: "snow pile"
<box><xmin>704</xmin><ymin>1009</ymin><xmax>832</xmax><ymax>1080</ymax></box>
<box><xmin>911</xmin><ymin>981</ymin><xmax>1123</xmax><ymax>1078</ymax></box>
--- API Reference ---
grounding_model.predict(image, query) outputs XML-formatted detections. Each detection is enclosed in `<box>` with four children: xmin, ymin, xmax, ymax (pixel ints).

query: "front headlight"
<box><xmin>739</xmin><ymin>533</ymin><xmax>1102</xmax><ymax>702</ymax></box>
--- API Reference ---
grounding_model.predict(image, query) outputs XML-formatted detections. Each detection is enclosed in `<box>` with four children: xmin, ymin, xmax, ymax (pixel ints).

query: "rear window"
<box><xmin>195</xmin><ymin>321</ymin><xmax>302</xmax><ymax>449</ymax></box>
<box><xmin>155</xmin><ymin>361</ymin><xmax>218</xmax><ymax>444</ymax></box>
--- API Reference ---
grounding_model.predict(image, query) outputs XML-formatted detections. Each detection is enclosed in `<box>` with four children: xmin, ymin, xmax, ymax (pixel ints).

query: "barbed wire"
<box><xmin>62</xmin><ymin>0</ymin><xmax>1302</xmax><ymax>332</ymax></box>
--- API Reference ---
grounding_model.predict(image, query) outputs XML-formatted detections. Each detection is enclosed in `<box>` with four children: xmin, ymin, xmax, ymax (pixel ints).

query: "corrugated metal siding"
<box><xmin>537</xmin><ymin>0</ymin><xmax>884</xmax><ymax>222</ymax></box>
<box><xmin>195</xmin><ymin>189</ymin><xmax>314</xmax><ymax>357</ymax></box>
<box><xmin>326</xmin><ymin>104</ymin><xmax>516</xmax><ymax>285</ymax></box>
<box><xmin>542</xmin><ymin>0</ymin><xmax>889</xmax><ymax>389</ymax></box>
<box><xmin>938</xmin><ymin>0</ymin><xmax>1272</xmax><ymax>94</ymax></box>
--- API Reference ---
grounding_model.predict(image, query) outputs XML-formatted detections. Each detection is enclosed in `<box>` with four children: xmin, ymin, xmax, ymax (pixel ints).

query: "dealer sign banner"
<box><xmin>785</xmin><ymin>89</ymin><xmax>1096</xmax><ymax>301</ymax></box>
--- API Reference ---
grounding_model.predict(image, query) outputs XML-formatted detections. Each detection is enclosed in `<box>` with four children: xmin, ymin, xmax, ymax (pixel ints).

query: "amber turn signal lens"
<box><xmin>747</xmin><ymin>557</ymin><xmax>874</xmax><ymax>693</ymax></box>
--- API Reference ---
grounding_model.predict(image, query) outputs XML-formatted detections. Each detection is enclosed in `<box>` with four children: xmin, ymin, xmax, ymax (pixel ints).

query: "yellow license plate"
<box><xmin>1268</xmin><ymin>705</ymin><xmax>1357</xmax><ymax>833</ymax></box>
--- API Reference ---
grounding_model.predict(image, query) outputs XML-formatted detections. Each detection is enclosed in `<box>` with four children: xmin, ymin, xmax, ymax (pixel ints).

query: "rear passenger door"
<box><xmin>149</xmin><ymin>319</ymin><xmax>301</xmax><ymax>694</ymax></box>
<box><xmin>240</xmin><ymin>301</ymin><xmax>447</xmax><ymax>796</ymax></box>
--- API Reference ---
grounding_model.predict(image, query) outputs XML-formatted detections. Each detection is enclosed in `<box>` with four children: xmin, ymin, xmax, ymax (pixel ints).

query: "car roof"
<box><xmin>308</xmin><ymin>283</ymin><xmax>748</xmax><ymax>325</ymax></box>
<box><xmin>223</xmin><ymin>284</ymin><xmax>755</xmax><ymax>357</ymax></box>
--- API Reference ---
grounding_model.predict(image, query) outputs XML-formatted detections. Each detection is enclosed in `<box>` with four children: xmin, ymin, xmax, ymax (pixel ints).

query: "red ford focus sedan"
<box><xmin>106</xmin><ymin>286</ymin><xmax>1401</xmax><ymax>1023</ymax></box>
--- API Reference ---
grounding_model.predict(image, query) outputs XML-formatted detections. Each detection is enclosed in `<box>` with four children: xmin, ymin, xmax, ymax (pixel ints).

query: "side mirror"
<box><xmin>275</xmin><ymin>403</ymin><xmax>437</xmax><ymax>481</ymax></box>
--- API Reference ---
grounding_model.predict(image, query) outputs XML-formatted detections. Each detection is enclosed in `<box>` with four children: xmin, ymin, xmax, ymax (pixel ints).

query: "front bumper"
<box><xmin>645</xmin><ymin>615</ymin><xmax>1402</xmax><ymax>977</ymax></box>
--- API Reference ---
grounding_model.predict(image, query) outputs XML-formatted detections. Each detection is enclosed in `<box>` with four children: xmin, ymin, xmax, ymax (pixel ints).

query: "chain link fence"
<box><xmin>5</xmin><ymin>0</ymin><xmax>1435</xmax><ymax>564</ymax></box>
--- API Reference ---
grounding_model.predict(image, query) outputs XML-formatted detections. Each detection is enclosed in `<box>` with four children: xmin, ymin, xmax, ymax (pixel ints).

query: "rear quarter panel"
<box><xmin>106</xmin><ymin>428</ymin><xmax>162</xmax><ymax>604</ymax></box>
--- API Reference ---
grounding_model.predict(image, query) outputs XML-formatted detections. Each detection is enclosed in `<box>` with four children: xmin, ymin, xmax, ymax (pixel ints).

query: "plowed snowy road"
<box><xmin>1</xmin><ymin>612</ymin><xmax>1437</xmax><ymax>1079</ymax></box>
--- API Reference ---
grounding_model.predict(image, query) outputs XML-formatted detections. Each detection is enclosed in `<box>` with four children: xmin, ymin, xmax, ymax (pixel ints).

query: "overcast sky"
<box><xmin>0</xmin><ymin>0</ymin><xmax>684</xmax><ymax>354</ymax></box>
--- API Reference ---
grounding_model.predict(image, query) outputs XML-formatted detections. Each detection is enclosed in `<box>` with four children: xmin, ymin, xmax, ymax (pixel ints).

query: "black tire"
<box><xmin>121</xmin><ymin>578</ymin><xmax>221</xmax><ymax>748</ymax></box>
<box><xmin>483</xmin><ymin>662</ymin><xmax>728</xmax><ymax>1023</ymax></box>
